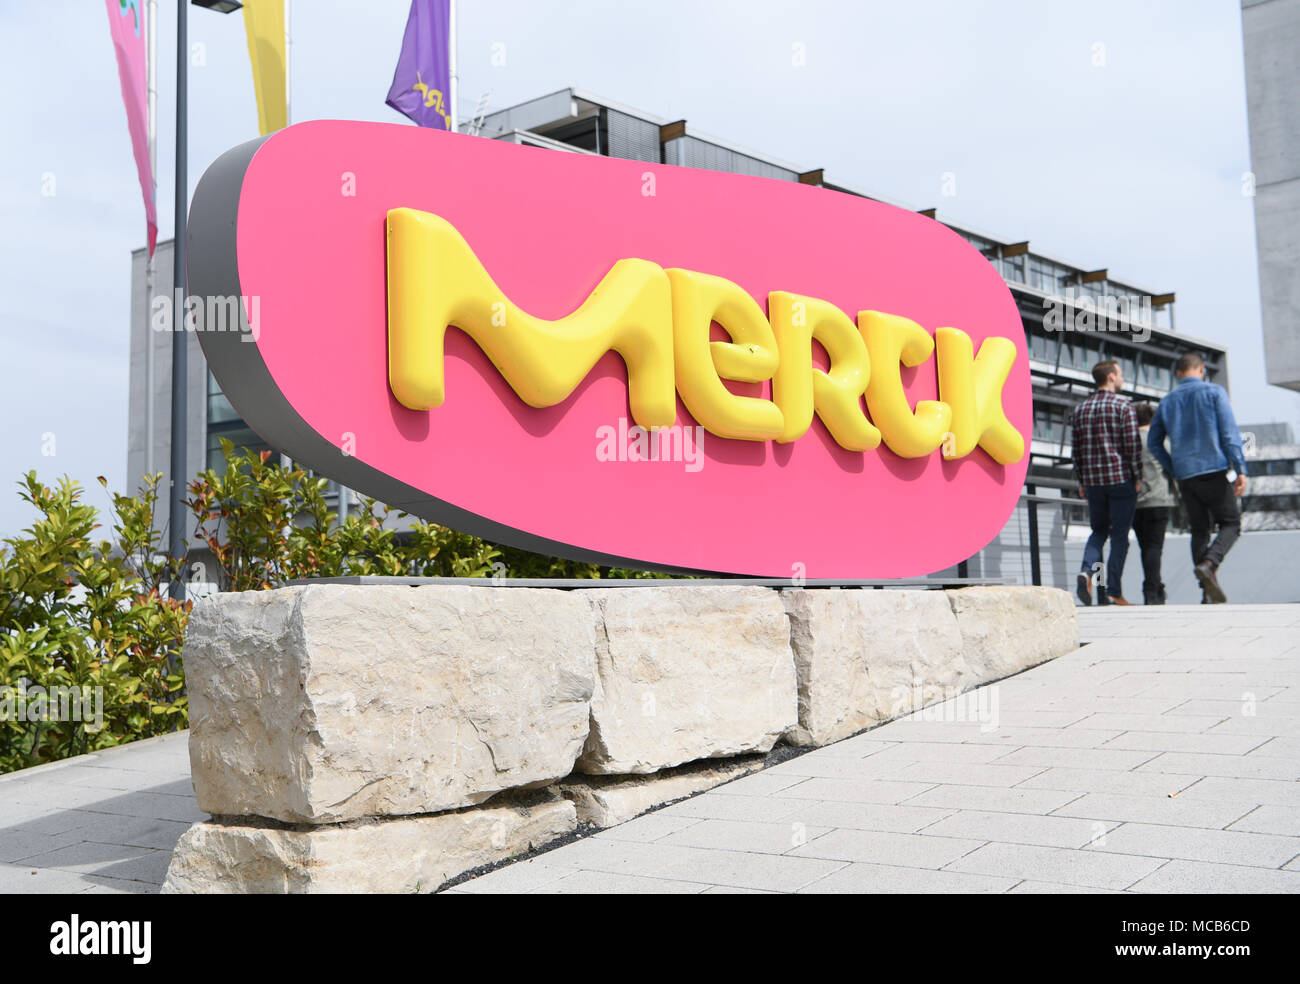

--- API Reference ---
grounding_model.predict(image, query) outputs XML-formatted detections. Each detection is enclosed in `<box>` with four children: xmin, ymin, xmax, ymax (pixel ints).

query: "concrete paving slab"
<box><xmin>1051</xmin><ymin>791</ymin><xmax>1258</xmax><ymax>829</ymax></box>
<box><xmin>1084</xmin><ymin>822</ymin><xmax>1300</xmax><ymax>867</ymax></box>
<box><xmin>798</xmin><ymin>862</ymin><xmax>1018</xmax><ymax>894</ymax></box>
<box><xmin>919</xmin><ymin>809</ymin><xmax>1120</xmax><ymax>849</ymax></box>
<box><xmin>1127</xmin><ymin>859</ymin><xmax>1300</xmax><ymax>894</ymax></box>
<box><xmin>790</xmin><ymin>828</ymin><xmax>987</xmax><ymax>869</ymax></box>
<box><xmin>1226</xmin><ymin>805</ymin><xmax>1300</xmax><ymax>836</ymax></box>
<box><xmin>944</xmin><ymin>841</ymin><xmax>1165</xmax><ymax>891</ymax></box>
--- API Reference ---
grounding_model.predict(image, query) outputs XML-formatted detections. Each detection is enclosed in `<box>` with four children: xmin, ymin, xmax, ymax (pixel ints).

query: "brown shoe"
<box><xmin>1194</xmin><ymin>561</ymin><xmax>1227</xmax><ymax>604</ymax></box>
<box><xmin>1106</xmin><ymin>595</ymin><xmax>1133</xmax><ymax>606</ymax></box>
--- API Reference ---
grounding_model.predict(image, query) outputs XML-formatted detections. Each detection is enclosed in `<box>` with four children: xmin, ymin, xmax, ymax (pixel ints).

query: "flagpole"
<box><xmin>145</xmin><ymin>0</ymin><xmax>157</xmax><ymax>481</ymax></box>
<box><xmin>285</xmin><ymin>0</ymin><xmax>292</xmax><ymax>126</ymax></box>
<box><xmin>449</xmin><ymin>0</ymin><xmax>458</xmax><ymax>132</ymax></box>
<box><xmin>278</xmin><ymin>0</ymin><xmax>293</xmax><ymax>476</ymax></box>
<box><xmin>169</xmin><ymin>0</ymin><xmax>188</xmax><ymax>602</ymax></box>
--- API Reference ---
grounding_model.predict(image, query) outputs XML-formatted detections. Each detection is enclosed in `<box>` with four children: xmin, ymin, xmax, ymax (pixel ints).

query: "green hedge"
<box><xmin>0</xmin><ymin>440</ymin><xmax>667</xmax><ymax>774</ymax></box>
<box><xmin>0</xmin><ymin>473</ymin><xmax>185</xmax><ymax>773</ymax></box>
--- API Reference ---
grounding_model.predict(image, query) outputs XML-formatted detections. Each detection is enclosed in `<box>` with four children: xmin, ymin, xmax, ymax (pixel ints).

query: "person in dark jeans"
<box><xmin>1133</xmin><ymin>402</ymin><xmax>1175</xmax><ymax>604</ymax></box>
<box><xmin>1071</xmin><ymin>360</ymin><xmax>1143</xmax><ymax>606</ymax></box>
<box><xmin>1147</xmin><ymin>352</ymin><xmax>1247</xmax><ymax>603</ymax></box>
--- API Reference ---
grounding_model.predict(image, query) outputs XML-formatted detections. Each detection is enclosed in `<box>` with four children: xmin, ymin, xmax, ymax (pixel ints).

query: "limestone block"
<box><xmin>782</xmin><ymin>589</ymin><xmax>971</xmax><ymax>747</ymax></box>
<box><xmin>556</xmin><ymin>755</ymin><xmax>767</xmax><ymax>827</ymax></box>
<box><xmin>161</xmin><ymin>796</ymin><xmax>576</xmax><ymax>894</ymax></box>
<box><xmin>576</xmin><ymin>587</ymin><xmax>797</xmax><ymax>774</ymax></box>
<box><xmin>946</xmin><ymin>585</ymin><xmax>1079</xmax><ymax>679</ymax></box>
<box><xmin>185</xmin><ymin>584</ymin><xmax>596</xmax><ymax>823</ymax></box>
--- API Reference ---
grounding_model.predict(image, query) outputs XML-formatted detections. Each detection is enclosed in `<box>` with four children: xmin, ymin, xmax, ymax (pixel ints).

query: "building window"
<box><xmin>1118</xmin><ymin>354</ymin><xmax>1136</xmax><ymax>384</ymax></box>
<box><xmin>1026</xmin><ymin>257</ymin><xmax>1071</xmax><ymax>295</ymax></box>
<box><xmin>1033</xmin><ymin>406</ymin><xmax>1064</xmax><ymax>444</ymax></box>
<box><xmin>206</xmin><ymin>424</ymin><xmax>274</xmax><ymax>476</ymax></box>
<box><xmin>1138</xmin><ymin>358</ymin><xmax>1172</xmax><ymax>391</ymax></box>
<box><xmin>1061</xmin><ymin>337</ymin><xmax>1096</xmax><ymax>374</ymax></box>
<box><xmin>1243</xmin><ymin>492</ymin><xmax>1300</xmax><ymax>512</ymax></box>
<box><xmin>1028</xmin><ymin>331</ymin><xmax>1059</xmax><ymax>365</ymax></box>
<box><xmin>206</xmin><ymin>371</ymin><xmax>273</xmax><ymax>474</ymax></box>
<box><xmin>1027</xmin><ymin>257</ymin><xmax>1049</xmax><ymax>292</ymax></box>
<box><xmin>206</xmin><ymin>370</ymin><xmax>242</xmax><ymax>426</ymax></box>
<box><xmin>1258</xmin><ymin>459</ymin><xmax>1298</xmax><ymax>476</ymax></box>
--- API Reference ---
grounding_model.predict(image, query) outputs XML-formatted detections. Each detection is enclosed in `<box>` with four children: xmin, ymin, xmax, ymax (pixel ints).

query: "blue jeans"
<box><xmin>1081</xmin><ymin>481</ymin><xmax>1138</xmax><ymax>600</ymax></box>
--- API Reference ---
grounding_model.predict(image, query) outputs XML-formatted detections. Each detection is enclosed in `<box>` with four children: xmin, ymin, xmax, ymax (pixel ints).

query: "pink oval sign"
<box><xmin>189</xmin><ymin>120</ymin><xmax>1031</xmax><ymax>577</ymax></box>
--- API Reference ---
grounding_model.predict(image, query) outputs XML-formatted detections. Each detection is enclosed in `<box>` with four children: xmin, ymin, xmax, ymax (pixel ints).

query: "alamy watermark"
<box><xmin>1</xmin><ymin>680</ymin><xmax>104</xmax><ymax>732</ymax></box>
<box><xmin>50</xmin><ymin>915</ymin><xmax>150</xmax><ymax>965</ymax></box>
<box><xmin>890</xmin><ymin>681</ymin><xmax>1000</xmax><ymax>732</ymax></box>
<box><xmin>1043</xmin><ymin>289</ymin><xmax>1153</xmax><ymax>343</ymax></box>
<box><xmin>150</xmin><ymin>289</ymin><xmax>260</xmax><ymax>341</ymax></box>
<box><xmin>595</xmin><ymin>417</ymin><xmax>705</xmax><ymax>472</ymax></box>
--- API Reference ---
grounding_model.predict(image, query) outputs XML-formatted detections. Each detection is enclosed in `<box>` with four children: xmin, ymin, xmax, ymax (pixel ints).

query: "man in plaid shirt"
<box><xmin>1071</xmin><ymin>360</ymin><xmax>1142</xmax><ymax>606</ymax></box>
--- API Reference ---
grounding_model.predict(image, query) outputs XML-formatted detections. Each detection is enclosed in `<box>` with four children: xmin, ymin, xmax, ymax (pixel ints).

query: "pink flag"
<box><xmin>105</xmin><ymin>0</ymin><xmax>157</xmax><ymax>256</ymax></box>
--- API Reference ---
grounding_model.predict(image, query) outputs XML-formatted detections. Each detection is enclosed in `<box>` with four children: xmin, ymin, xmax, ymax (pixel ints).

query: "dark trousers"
<box><xmin>1081</xmin><ymin>481</ymin><xmax>1138</xmax><ymax>600</ymax></box>
<box><xmin>1178</xmin><ymin>470</ymin><xmax>1241</xmax><ymax>568</ymax></box>
<box><xmin>1132</xmin><ymin>506</ymin><xmax>1169</xmax><ymax>604</ymax></box>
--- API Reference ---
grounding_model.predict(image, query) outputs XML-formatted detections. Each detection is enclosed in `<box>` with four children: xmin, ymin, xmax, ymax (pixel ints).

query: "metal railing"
<box><xmin>1023</xmin><ymin>484</ymin><xmax>1086</xmax><ymax>586</ymax></box>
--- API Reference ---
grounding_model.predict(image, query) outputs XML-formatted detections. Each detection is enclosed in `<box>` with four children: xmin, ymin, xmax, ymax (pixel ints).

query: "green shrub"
<box><xmin>0</xmin><ymin>473</ymin><xmax>187</xmax><ymax>773</ymax></box>
<box><xmin>189</xmin><ymin>439</ymin><xmax>671</xmax><ymax>587</ymax></box>
<box><xmin>1</xmin><ymin>441</ymin><xmax>670</xmax><ymax>773</ymax></box>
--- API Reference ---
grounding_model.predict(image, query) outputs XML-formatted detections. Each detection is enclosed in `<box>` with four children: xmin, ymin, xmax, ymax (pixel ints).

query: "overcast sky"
<box><xmin>1</xmin><ymin>0</ymin><xmax>1295</xmax><ymax>540</ymax></box>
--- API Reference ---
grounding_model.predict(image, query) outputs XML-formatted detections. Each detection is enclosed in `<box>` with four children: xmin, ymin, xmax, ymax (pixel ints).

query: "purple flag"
<box><xmin>386</xmin><ymin>0</ymin><xmax>452</xmax><ymax>130</ymax></box>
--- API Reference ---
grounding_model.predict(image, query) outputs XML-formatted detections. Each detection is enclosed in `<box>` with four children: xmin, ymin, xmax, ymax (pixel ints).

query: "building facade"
<box><xmin>1242</xmin><ymin>0</ymin><xmax>1300</xmax><ymax>392</ymax></box>
<box><xmin>1240</xmin><ymin>421</ymin><xmax>1300</xmax><ymax>530</ymax></box>
<box><xmin>126</xmin><ymin>240</ymin><xmax>206</xmax><ymax>548</ymax></box>
<box><xmin>129</xmin><ymin>87</ymin><xmax>1236</xmax><ymax>587</ymax></box>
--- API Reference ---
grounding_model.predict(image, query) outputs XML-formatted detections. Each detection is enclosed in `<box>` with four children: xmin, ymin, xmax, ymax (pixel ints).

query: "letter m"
<box><xmin>385</xmin><ymin>208</ymin><xmax>677</xmax><ymax>430</ymax></box>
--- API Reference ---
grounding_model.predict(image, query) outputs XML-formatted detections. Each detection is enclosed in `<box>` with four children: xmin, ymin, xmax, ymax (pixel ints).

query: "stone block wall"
<box><xmin>164</xmin><ymin>583</ymin><xmax>1077</xmax><ymax>893</ymax></box>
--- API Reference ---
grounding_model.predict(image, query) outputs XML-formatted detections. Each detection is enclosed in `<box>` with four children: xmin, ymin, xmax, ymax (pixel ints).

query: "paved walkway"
<box><xmin>0</xmin><ymin>731</ymin><xmax>198</xmax><ymax>893</ymax></box>
<box><xmin>1</xmin><ymin>604</ymin><xmax>1296</xmax><ymax>893</ymax></box>
<box><xmin>451</xmin><ymin>604</ymin><xmax>1300</xmax><ymax>893</ymax></box>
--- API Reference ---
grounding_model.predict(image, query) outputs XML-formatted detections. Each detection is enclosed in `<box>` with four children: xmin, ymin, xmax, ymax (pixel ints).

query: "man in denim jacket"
<box><xmin>1147</xmin><ymin>353</ymin><xmax>1247</xmax><ymax>603</ymax></box>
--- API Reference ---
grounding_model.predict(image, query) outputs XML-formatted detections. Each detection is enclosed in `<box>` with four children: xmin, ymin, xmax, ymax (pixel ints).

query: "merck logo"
<box><xmin>191</xmin><ymin>120</ymin><xmax>1034</xmax><ymax>575</ymax></box>
<box><xmin>386</xmin><ymin>208</ymin><xmax>1025</xmax><ymax>466</ymax></box>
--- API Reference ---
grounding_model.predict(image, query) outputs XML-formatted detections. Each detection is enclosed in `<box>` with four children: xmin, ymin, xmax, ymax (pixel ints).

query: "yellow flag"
<box><xmin>242</xmin><ymin>0</ymin><xmax>287</xmax><ymax>134</ymax></box>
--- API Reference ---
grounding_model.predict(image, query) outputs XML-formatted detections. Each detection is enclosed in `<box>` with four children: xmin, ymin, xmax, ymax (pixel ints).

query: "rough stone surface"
<box><xmin>555</xmin><ymin>755</ymin><xmax>767</xmax><ymax>827</ymax></box>
<box><xmin>185</xmin><ymin>584</ymin><xmax>596</xmax><ymax>823</ymax></box>
<box><xmin>576</xmin><ymin>587</ymin><xmax>797</xmax><ymax>774</ymax></box>
<box><xmin>161</xmin><ymin>795</ymin><xmax>577</xmax><ymax>894</ymax></box>
<box><xmin>946</xmin><ymin>585</ymin><xmax>1079</xmax><ymax>679</ymax></box>
<box><xmin>782</xmin><ymin>589</ymin><xmax>973</xmax><ymax>747</ymax></box>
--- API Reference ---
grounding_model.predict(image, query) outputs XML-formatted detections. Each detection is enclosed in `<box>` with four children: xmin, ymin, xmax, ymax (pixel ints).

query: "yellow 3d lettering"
<box><xmin>667</xmin><ymin>268</ymin><xmax>785</xmax><ymax>442</ymax></box>
<box><xmin>770</xmin><ymin>291</ymin><xmax>881</xmax><ymax>451</ymax></box>
<box><xmin>935</xmin><ymin>326</ymin><xmax>1024</xmax><ymax>465</ymax></box>
<box><xmin>385</xmin><ymin>207</ymin><xmax>1022</xmax><ymax>465</ymax></box>
<box><xmin>386</xmin><ymin>207</ymin><xmax>678</xmax><ymax>429</ymax></box>
<box><xmin>859</xmin><ymin>311</ymin><xmax>954</xmax><ymax>458</ymax></box>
